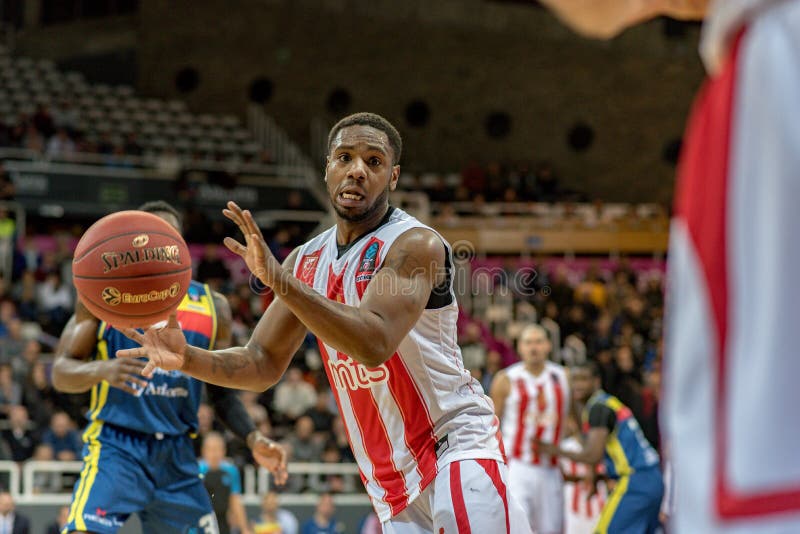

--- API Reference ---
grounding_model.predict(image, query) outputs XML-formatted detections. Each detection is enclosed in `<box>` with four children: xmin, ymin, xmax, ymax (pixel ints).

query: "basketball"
<box><xmin>72</xmin><ymin>210</ymin><xmax>192</xmax><ymax>328</ymax></box>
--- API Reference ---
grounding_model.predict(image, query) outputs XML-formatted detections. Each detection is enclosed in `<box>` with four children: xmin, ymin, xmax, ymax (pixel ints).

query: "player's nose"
<box><xmin>347</xmin><ymin>157</ymin><xmax>368</xmax><ymax>181</ymax></box>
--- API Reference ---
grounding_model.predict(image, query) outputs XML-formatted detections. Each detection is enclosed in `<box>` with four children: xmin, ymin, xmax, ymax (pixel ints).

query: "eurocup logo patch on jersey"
<box><xmin>355</xmin><ymin>238</ymin><xmax>383</xmax><ymax>287</ymax></box>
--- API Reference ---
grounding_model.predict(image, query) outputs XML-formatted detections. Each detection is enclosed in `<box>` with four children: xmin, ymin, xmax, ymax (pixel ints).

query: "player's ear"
<box><xmin>389</xmin><ymin>165</ymin><xmax>400</xmax><ymax>191</ymax></box>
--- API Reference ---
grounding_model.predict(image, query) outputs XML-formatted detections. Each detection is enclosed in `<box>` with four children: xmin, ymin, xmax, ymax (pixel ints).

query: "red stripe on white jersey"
<box><xmin>450</xmin><ymin>462</ymin><xmax>472</xmax><ymax>534</ymax></box>
<box><xmin>550</xmin><ymin>373</ymin><xmax>564</xmax><ymax>467</ymax></box>
<box><xmin>512</xmin><ymin>379</ymin><xmax>529</xmax><ymax>459</ymax></box>
<box><xmin>531</xmin><ymin>384</ymin><xmax>546</xmax><ymax>465</ymax></box>
<box><xmin>570</xmin><ymin>461</ymin><xmax>580</xmax><ymax>514</ymax></box>
<box><xmin>385</xmin><ymin>352</ymin><xmax>438</xmax><ymax>490</ymax></box>
<box><xmin>477</xmin><ymin>459</ymin><xmax>510</xmax><ymax>534</ymax></box>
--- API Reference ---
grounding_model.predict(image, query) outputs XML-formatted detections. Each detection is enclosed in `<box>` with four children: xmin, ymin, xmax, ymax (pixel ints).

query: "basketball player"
<box><xmin>53</xmin><ymin>201</ymin><xmax>287</xmax><ymax>534</ymax></box>
<box><xmin>536</xmin><ymin>361</ymin><xmax>662</xmax><ymax>533</ymax></box>
<box><xmin>539</xmin><ymin>0</ymin><xmax>800</xmax><ymax>532</ymax></box>
<box><xmin>558</xmin><ymin>414</ymin><xmax>608</xmax><ymax>534</ymax></box>
<box><xmin>118</xmin><ymin>113</ymin><xmax>529</xmax><ymax>534</ymax></box>
<box><xmin>490</xmin><ymin>324</ymin><xmax>569</xmax><ymax>534</ymax></box>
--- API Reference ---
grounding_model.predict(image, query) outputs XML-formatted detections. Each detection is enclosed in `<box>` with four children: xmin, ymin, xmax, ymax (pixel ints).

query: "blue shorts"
<box><xmin>596</xmin><ymin>468</ymin><xmax>664</xmax><ymax>534</ymax></box>
<box><xmin>63</xmin><ymin>421</ymin><xmax>218</xmax><ymax>534</ymax></box>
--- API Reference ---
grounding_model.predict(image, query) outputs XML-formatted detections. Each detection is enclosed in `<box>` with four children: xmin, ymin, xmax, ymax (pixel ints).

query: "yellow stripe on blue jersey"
<box><xmin>84</xmin><ymin>280</ymin><xmax>216</xmax><ymax>436</ymax></box>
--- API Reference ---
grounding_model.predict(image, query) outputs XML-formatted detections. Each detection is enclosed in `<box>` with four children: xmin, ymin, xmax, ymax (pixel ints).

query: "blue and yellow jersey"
<box><xmin>86</xmin><ymin>281</ymin><xmax>218</xmax><ymax>436</ymax></box>
<box><xmin>582</xmin><ymin>390</ymin><xmax>660</xmax><ymax>478</ymax></box>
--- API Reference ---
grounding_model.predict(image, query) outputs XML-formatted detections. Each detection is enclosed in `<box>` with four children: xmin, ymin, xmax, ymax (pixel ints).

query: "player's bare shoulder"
<box><xmin>380</xmin><ymin>227</ymin><xmax>447</xmax><ymax>285</ymax></box>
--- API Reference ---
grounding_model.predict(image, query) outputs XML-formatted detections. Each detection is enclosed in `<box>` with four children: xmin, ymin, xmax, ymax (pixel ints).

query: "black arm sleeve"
<box><xmin>588</xmin><ymin>403</ymin><xmax>617</xmax><ymax>433</ymax></box>
<box><xmin>206</xmin><ymin>384</ymin><xmax>256</xmax><ymax>443</ymax></box>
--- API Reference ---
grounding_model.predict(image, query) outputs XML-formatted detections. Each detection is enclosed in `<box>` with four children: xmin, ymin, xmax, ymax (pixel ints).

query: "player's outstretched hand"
<box><xmin>115</xmin><ymin>313</ymin><xmax>188</xmax><ymax>377</ymax></box>
<box><xmin>96</xmin><ymin>358</ymin><xmax>149</xmax><ymax>395</ymax></box>
<box><xmin>248</xmin><ymin>431</ymin><xmax>289</xmax><ymax>486</ymax></box>
<box><xmin>222</xmin><ymin>201</ymin><xmax>281</xmax><ymax>287</ymax></box>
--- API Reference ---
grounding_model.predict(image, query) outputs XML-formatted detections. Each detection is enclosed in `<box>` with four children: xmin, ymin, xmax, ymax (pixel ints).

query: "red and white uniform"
<box><xmin>501</xmin><ymin>361</ymin><xmax>569</xmax><ymax>533</ymax></box>
<box><xmin>559</xmin><ymin>437</ymin><xmax>607</xmax><ymax>534</ymax></box>
<box><xmin>665</xmin><ymin>0</ymin><xmax>800</xmax><ymax>532</ymax></box>
<box><xmin>294</xmin><ymin>208</ymin><xmax>527</xmax><ymax>533</ymax></box>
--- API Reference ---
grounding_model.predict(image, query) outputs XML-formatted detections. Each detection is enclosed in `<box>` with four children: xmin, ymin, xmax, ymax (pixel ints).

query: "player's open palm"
<box><xmin>98</xmin><ymin>358</ymin><xmax>149</xmax><ymax>395</ymax></box>
<box><xmin>222</xmin><ymin>201</ymin><xmax>278</xmax><ymax>287</ymax></box>
<box><xmin>116</xmin><ymin>314</ymin><xmax>188</xmax><ymax>377</ymax></box>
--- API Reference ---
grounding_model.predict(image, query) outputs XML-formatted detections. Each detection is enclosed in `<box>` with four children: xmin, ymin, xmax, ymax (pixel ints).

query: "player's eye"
<box><xmin>338</xmin><ymin>153</ymin><xmax>351</xmax><ymax>162</ymax></box>
<box><xmin>369</xmin><ymin>157</ymin><xmax>381</xmax><ymax>166</ymax></box>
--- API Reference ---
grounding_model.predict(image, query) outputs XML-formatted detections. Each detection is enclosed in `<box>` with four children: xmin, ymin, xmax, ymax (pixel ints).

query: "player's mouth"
<box><xmin>338</xmin><ymin>189</ymin><xmax>366</xmax><ymax>207</ymax></box>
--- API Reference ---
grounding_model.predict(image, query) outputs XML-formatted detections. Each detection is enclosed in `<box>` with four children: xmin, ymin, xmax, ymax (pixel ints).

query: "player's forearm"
<box><xmin>272</xmin><ymin>269</ymin><xmax>394</xmax><ymax>367</ymax></box>
<box><xmin>539</xmin><ymin>0</ymin><xmax>678</xmax><ymax>39</ymax></box>
<box><xmin>183</xmin><ymin>344</ymin><xmax>282</xmax><ymax>392</ymax></box>
<box><xmin>207</xmin><ymin>384</ymin><xmax>257</xmax><ymax>442</ymax></box>
<box><xmin>51</xmin><ymin>357</ymin><xmax>105</xmax><ymax>393</ymax></box>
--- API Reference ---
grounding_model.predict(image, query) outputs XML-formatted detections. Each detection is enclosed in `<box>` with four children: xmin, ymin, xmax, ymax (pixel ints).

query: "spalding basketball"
<box><xmin>72</xmin><ymin>210</ymin><xmax>192</xmax><ymax>328</ymax></box>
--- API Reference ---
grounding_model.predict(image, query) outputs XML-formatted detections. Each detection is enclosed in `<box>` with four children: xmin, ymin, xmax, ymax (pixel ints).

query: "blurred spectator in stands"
<box><xmin>358</xmin><ymin>512</ymin><xmax>381</xmax><ymax>534</ymax></box>
<box><xmin>258</xmin><ymin>149</ymin><xmax>275</xmax><ymax>165</ymax></box>
<box><xmin>301</xmin><ymin>493</ymin><xmax>344</xmax><ymax>534</ymax></box>
<box><xmin>45</xmin><ymin>128</ymin><xmax>76</xmax><ymax>158</ymax></box>
<box><xmin>283</xmin><ymin>416</ymin><xmax>323</xmax><ymax>492</ymax></box>
<box><xmin>11</xmin><ymin>271</ymin><xmax>38</xmax><ymax>322</ymax></box>
<box><xmin>534</xmin><ymin>161</ymin><xmax>560</xmax><ymax>202</ymax></box>
<box><xmin>285</xmin><ymin>190</ymin><xmax>311</xmax><ymax>211</ymax></box>
<box><xmin>196</xmin><ymin>244</ymin><xmax>231</xmax><ymax>291</ymax></box>
<box><xmin>37</xmin><ymin>271</ymin><xmax>72</xmax><ymax>334</ymax></box>
<box><xmin>0</xmin><ymin>165</ymin><xmax>14</xmax><ymax>201</ymax></box>
<box><xmin>640</xmin><ymin>367</ymin><xmax>662</xmax><ymax>451</ymax></box>
<box><xmin>193</xmin><ymin>402</ymin><xmax>216</xmax><ymax>457</ymax></box>
<box><xmin>32</xmin><ymin>104</ymin><xmax>55</xmax><ymax>138</ymax></box>
<box><xmin>31</xmin><ymin>444</ymin><xmax>62</xmax><ymax>494</ymax></box>
<box><xmin>252</xmin><ymin>491</ymin><xmax>298</xmax><ymax>534</ymax></box>
<box><xmin>97</xmin><ymin>132</ymin><xmax>114</xmax><ymax>155</ymax></box>
<box><xmin>3</xmin><ymin>405</ymin><xmax>35</xmax><ymax>462</ymax></box>
<box><xmin>44</xmin><ymin>505</ymin><xmax>70</xmax><ymax>534</ymax></box>
<box><xmin>459</xmin><ymin>322</ymin><xmax>488</xmax><ymax>372</ymax></box>
<box><xmin>330</xmin><ymin>417</ymin><xmax>354</xmax><ymax>464</ymax></box>
<box><xmin>51</xmin><ymin>99</ymin><xmax>79</xmax><ymax>134</ymax></box>
<box><xmin>610</xmin><ymin>344</ymin><xmax>644</xmax><ymax>420</ymax></box>
<box><xmin>426</xmin><ymin>174</ymin><xmax>454</xmax><ymax>203</ymax></box>
<box><xmin>0</xmin><ymin>490</ymin><xmax>29</xmax><ymax>534</ymax></box>
<box><xmin>0</xmin><ymin>208</ymin><xmax>15</xmax><ymax>281</ymax></box>
<box><xmin>309</xmin><ymin>443</ymin><xmax>356</xmax><ymax>494</ymax></box>
<box><xmin>123</xmin><ymin>133</ymin><xmax>144</xmax><ymax>156</ymax></box>
<box><xmin>41</xmin><ymin>411</ymin><xmax>82</xmax><ymax>461</ymax></box>
<box><xmin>461</xmin><ymin>159</ymin><xmax>487</xmax><ymax>197</ymax></box>
<box><xmin>481</xmin><ymin>349</ymin><xmax>504</xmax><ymax>393</ymax></box>
<box><xmin>0</xmin><ymin>363</ymin><xmax>22</xmax><ymax>415</ymax></box>
<box><xmin>22</xmin><ymin>124</ymin><xmax>44</xmax><ymax>153</ymax></box>
<box><xmin>303</xmin><ymin>389</ymin><xmax>335</xmax><ymax>436</ymax></box>
<box><xmin>485</xmin><ymin>161</ymin><xmax>509</xmax><ymax>201</ymax></box>
<box><xmin>199</xmin><ymin>432</ymin><xmax>251</xmax><ymax>534</ymax></box>
<box><xmin>273</xmin><ymin>368</ymin><xmax>316</xmax><ymax>424</ymax></box>
<box><xmin>0</xmin><ymin>318</ymin><xmax>24</xmax><ymax>361</ymax></box>
<box><xmin>23</xmin><ymin>360</ymin><xmax>57</xmax><ymax>428</ymax></box>
<box><xmin>7</xmin><ymin>121</ymin><xmax>25</xmax><ymax>149</ymax></box>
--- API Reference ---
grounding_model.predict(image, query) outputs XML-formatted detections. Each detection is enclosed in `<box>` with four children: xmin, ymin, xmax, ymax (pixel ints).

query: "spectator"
<box><xmin>199</xmin><ymin>432</ymin><xmax>251</xmax><ymax>534</ymax></box>
<box><xmin>11</xmin><ymin>272</ymin><xmax>37</xmax><ymax>322</ymax></box>
<box><xmin>156</xmin><ymin>147</ymin><xmax>182</xmax><ymax>178</ymax></box>
<box><xmin>252</xmin><ymin>491</ymin><xmax>299</xmax><ymax>534</ymax></box>
<box><xmin>0</xmin><ymin>491</ymin><xmax>29</xmax><ymax>534</ymax></box>
<box><xmin>36</xmin><ymin>271</ymin><xmax>72</xmax><ymax>334</ymax></box>
<box><xmin>0</xmin><ymin>319</ymin><xmax>25</xmax><ymax>362</ymax></box>
<box><xmin>97</xmin><ymin>132</ymin><xmax>115</xmax><ymax>154</ymax></box>
<box><xmin>22</xmin><ymin>124</ymin><xmax>44</xmax><ymax>153</ymax></box>
<box><xmin>330</xmin><ymin>417</ymin><xmax>354</xmax><ymax>463</ymax></box>
<box><xmin>12</xmin><ymin>340</ymin><xmax>39</xmax><ymax>385</ymax></box>
<box><xmin>32</xmin><ymin>104</ymin><xmax>55</xmax><ymax>138</ymax></box>
<box><xmin>0</xmin><ymin>208</ymin><xmax>14</xmax><ymax>281</ymax></box>
<box><xmin>45</xmin><ymin>128</ymin><xmax>76</xmax><ymax>158</ymax></box>
<box><xmin>0</xmin><ymin>363</ymin><xmax>22</xmax><ymax>415</ymax></box>
<box><xmin>300</xmin><ymin>493</ymin><xmax>344</xmax><ymax>534</ymax></box>
<box><xmin>192</xmin><ymin>402</ymin><xmax>216</xmax><ymax>457</ymax></box>
<box><xmin>357</xmin><ymin>512</ymin><xmax>381</xmax><ymax>534</ymax></box>
<box><xmin>283</xmin><ymin>416</ymin><xmax>324</xmax><ymax>493</ymax></box>
<box><xmin>123</xmin><ymin>133</ymin><xmax>143</xmax><ymax>156</ymax></box>
<box><xmin>51</xmin><ymin>99</ymin><xmax>79</xmax><ymax>134</ymax></box>
<box><xmin>303</xmin><ymin>389</ymin><xmax>335</xmax><ymax>436</ymax></box>
<box><xmin>41</xmin><ymin>412</ymin><xmax>82</xmax><ymax>461</ymax></box>
<box><xmin>459</xmin><ymin>322</ymin><xmax>488</xmax><ymax>371</ymax></box>
<box><xmin>196</xmin><ymin>244</ymin><xmax>231</xmax><ymax>290</ymax></box>
<box><xmin>22</xmin><ymin>361</ymin><xmax>57</xmax><ymax>428</ymax></box>
<box><xmin>273</xmin><ymin>368</ymin><xmax>317</xmax><ymax>424</ymax></box>
<box><xmin>3</xmin><ymin>405</ymin><xmax>35</xmax><ymax>462</ymax></box>
<box><xmin>44</xmin><ymin>505</ymin><xmax>70</xmax><ymax>534</ymax></box>
<box><xmin>31</xmin><ymin>444</ymin><xmax>62</xmax><ymax>494</ymax></box>
<box><xmin>308</xmin><ymin>443</ymin><xmax>356</xmax><ymax>494</ymax></box>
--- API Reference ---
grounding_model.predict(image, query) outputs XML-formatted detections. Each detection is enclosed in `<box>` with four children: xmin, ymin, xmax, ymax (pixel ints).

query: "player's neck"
<box><xmin>525</xmin><ymin>361</ymin><xmax>546</xmax><ymax>376</ymax></box>
<box><xmin>335</xmin><ymin>204</ymin><xmax>391</xmax><ymax>246</ymax></box>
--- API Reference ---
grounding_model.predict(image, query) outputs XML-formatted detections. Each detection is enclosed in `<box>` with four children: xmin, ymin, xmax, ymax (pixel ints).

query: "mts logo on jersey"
<box><xmin>328</xmin><ymin>355</ymin><xmax>389</xmax><ymax>391</ymax></box>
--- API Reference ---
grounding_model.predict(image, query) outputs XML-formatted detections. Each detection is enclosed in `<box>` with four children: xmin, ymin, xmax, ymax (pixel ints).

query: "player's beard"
<box><xmin>332</xmin><ymin>185</ymin><xmax>390</xmax><ymax>223</ymax></box>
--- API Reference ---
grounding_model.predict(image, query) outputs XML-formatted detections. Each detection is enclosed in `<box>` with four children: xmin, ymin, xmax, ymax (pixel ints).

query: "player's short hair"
<box><xmin>520</xmin><ymin>323</ymin><xmax>550</xmax><ymax>341</ymax></box>
<box><xmin>573</xmin><ymin>359</ymin><xmax>602</xmax><ymax>378</ymax></box>
<box><xmin>327</xmin><ymin>112</ymin><xmax>403</xmax><ymax>164</ymax></box>
<box><xmin>138</xmin><ymin>200</ymin><xmax>183</xmax><ymax>229</ymax></box>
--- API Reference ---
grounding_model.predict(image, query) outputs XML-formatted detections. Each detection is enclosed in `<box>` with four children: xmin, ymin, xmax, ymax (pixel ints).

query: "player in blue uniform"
<box><xmin>536</xmin><ymin>360</ymin><xmax>663</xmax><ymax>534</ymax></box>
<box><xmin>53</xmin><ymin>201</ymin><xmax>287</xmax><ymax>534</ymax></box>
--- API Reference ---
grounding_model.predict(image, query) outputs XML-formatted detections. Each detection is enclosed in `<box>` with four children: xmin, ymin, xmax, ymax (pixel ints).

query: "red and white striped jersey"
<box><xmin>500</xmin><ymin>361</ymin><xmax>569</xmax><ymax>467</ymax></box>
<box><xmin>559</xmin><ymin>437</ymin><xmax>608</xmax><ymax>523</ymax></box>
<box><xmin>293</xmin><ymin>207</ymin><xmax>504</xmax><ymax>522</ymax></box>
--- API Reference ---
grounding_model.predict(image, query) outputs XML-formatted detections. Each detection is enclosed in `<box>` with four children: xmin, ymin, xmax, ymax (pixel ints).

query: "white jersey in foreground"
<box><xmin>559</xmin><ymin>437</ymin><xmax>608</xmax><ymax>534</ymax></box>
<box><xmin>665</xmin><ymin>0</ymin><xmax>800</xmax><ymax>532</ymax></box>
<box><xmin>293</xmin><ymin>207</ymin><xmax>504</xmax><ymax>522</ymax></box>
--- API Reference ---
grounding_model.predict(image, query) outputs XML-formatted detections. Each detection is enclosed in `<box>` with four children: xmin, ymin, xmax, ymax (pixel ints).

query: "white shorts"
<box><xmin>381</xmin><ymin>459</ymin><xmax>532</xmax><ymax>534</ymax></box>
<box><xmin>564</xmin><ymin>513</ymin><xmax>598</xmax><ymax>534</ymax></box>
<box><xmin>507</xmin><ymin>459</ymin><xmax>564</xmax><ymax>534</ymax></box>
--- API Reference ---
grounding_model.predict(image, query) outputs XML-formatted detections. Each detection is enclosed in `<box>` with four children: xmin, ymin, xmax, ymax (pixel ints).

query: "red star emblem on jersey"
<box><xmin>95</xmin><ymin>508</ymin><xmax>107</xmax><ymax>517</ymax></box>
